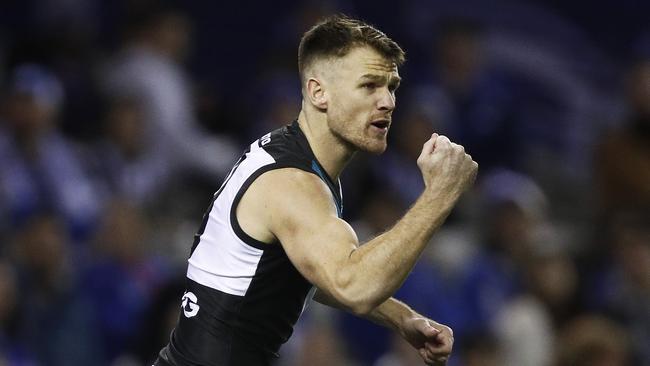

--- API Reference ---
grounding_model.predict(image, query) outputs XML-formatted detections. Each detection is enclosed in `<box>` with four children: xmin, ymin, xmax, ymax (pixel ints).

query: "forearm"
<box><xmin>340</xmin><ymin>190</ymin><xmax>455</xmax><ymax>312</ymax></box>
<box><xmin>314</xmin><ymin>290</ymin><xmax>417</xmax><ymax>334</ymax></box>
<box><xmin>364</xmin><ymin>297</ymin><xmax>418</xmax><ymax>334</ymax></box>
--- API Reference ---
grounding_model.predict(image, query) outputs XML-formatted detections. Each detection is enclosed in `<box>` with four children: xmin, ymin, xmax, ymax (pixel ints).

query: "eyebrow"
<box><xmin>359</xmin><ymin>73</ymin><xmax>402</xmax><ymax>84</ymax></box>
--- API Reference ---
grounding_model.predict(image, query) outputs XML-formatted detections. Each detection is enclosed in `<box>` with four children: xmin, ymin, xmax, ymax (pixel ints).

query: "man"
<box><xmin>103</xmin><ymin>6</ymin><xmax>239</xmax><ymax>183</ymax></box>
<box><xmin>0</xmin><ymin>64</ymin><xmax>101</xmax><ymax>239</ymax></box>
<box><xmin>155</xmin><ymin>15</ymin><xmax>477</xmax><ymax>366</ymax></box>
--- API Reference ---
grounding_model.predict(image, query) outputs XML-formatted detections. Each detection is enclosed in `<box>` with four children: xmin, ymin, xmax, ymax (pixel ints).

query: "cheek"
<box><xmin>331</xmin><ymin>88</ymin><xmax>370</xmax><ymax>113</ymax></box>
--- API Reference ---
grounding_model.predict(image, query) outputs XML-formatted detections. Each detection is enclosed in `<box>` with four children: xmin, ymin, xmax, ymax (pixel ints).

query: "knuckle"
<box><xmin>444</xmin><ymin>325</ymin><xmax>454</xmax><ymax>336</ymax></box>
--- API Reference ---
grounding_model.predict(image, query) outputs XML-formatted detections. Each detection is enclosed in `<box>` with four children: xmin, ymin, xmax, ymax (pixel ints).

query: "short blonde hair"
<box><xmin>298</xmin><ymin>15</ymin><xmax>405</xmax><ymax>82</ymax></box>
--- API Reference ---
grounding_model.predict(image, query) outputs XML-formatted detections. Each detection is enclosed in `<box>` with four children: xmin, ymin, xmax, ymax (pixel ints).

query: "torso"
<box><xmin>161</xmin><ymin>121</ymin><xmax>342</xmax><ymax>366</ymax></box>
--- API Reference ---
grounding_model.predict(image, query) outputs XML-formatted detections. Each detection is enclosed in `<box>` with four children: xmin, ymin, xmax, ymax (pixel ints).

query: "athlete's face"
<box><xmin>324</xmin><ymin>46</ymin><xmax>401</xmax><ymax>154</ymax></box>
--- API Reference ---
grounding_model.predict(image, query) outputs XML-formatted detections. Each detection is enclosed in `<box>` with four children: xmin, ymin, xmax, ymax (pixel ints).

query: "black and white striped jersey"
<box><xmin>160</xmin><ymin>121</ymin><xmax>342</xmax><ymax>365</ymax></box>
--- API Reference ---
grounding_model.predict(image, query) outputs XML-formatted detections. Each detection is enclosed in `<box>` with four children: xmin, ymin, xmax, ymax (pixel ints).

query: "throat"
<box><xmin>311</xmin><ymin>133</ymin><xmax>356</xmax><ymax>181</ymax></box>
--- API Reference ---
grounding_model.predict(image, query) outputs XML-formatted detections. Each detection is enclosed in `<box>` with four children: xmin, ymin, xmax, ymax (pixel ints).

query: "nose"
<box><xmin>377</xmin><ymin>87</ymin><xmax>395</xmax><ymax>112</ymax></box>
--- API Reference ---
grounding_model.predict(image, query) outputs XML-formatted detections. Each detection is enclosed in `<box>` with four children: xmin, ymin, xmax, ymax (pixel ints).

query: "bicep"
<box><xmin>262</xmin><ymin>169</ymin><xmax>360</xmax><ymax>295</ymax></box>
<box><xmin>279</xmin><ymin>213</ymin><xmax>359</xmax><ymax>289</ymax></box>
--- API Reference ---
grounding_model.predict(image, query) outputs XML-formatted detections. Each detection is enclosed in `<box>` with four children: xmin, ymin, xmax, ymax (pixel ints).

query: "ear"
<box><xmin>305</xmin><ymin>77</ymin><xmax>328</xmax><ymax>110</ymax></box>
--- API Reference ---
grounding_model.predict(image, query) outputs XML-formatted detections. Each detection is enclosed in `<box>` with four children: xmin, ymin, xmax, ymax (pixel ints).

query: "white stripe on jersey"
<box><xmin>187</xmin><ymin>141</ymin><xmax>275</xmax><ymax>296</ymax></box>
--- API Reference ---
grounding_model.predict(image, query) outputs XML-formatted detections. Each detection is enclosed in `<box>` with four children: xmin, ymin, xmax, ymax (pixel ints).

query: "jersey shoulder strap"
<box><xmin>258</xmin><ymin>121</ymin><xmax>343</xmax><ymax>217</ymax></box>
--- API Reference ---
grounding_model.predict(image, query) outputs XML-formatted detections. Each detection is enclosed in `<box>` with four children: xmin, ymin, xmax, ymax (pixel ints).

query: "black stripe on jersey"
<box><xmin>226</xmin><ymin>122</ymin><xmax>344</xmax><ymax>251</ymax></box>
<box><xmin>310</xmin><ymin>159</ymin><xmax>343</xmax><ymax>217</ymax></box>
<box><xmin>229</xmin><ymin>162</ymin><xmax>318</xmax><ymax>250</ymax></box>
<box><xmin>283</xmin><ymin>122</ymin><xmax>343</xmax><ymax>215</ymax></box>
<box><xmin>190</xmin><ymin>149</ymin><xmax>249</xmax><ymax>256</ymax></box>
<box><xmin>161</xmin><ymin>121</ymin><xmax>346</xmax><ymax>366</ymax></box>
<box><xmin>228</xmin><ymin>159</ymin><xmax>344</xmax><ymax>251</ymax></box>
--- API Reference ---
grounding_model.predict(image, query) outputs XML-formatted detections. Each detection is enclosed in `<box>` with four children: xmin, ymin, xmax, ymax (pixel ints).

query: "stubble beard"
<box><xmin>327</xmin><ymin>113</ymin><xmax>387</xmax><ymax>155</ymax></box>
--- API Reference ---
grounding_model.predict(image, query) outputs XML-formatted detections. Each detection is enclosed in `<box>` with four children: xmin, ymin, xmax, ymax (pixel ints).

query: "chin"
<box><xmin>334</xmin><ymin>127</ymin><xmax>388</xmax><ymax>154</ymax></box>
<box><xmin>359</xmin><ymin>141</ymin><xmax>388</xmax><ymax>154</ymax></box>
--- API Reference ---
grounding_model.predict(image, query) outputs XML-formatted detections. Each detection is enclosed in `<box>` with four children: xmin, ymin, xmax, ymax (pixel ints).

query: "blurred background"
<box><xmin>0</xmin><ymin>0</ymin><xmax>649</xmax><ymax>365</ymax></box>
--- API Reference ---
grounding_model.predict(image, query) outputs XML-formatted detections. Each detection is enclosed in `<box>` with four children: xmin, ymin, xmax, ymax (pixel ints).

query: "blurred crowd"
<box><xmin>0</xmin><ymin>0</ymin><xmax>648</xmax><ymax>365</ymax></box>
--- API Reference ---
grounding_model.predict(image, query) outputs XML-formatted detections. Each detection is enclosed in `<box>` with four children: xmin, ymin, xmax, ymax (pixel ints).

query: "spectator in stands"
<box><xmin>0</xmin><ymin>64</ymin><xmax>101</xmax><ymax>241</ymax></box>
<box><xmin>81</xmin><ymin>200</ymin><xmax>171</xmax><ymax>362</ymax></box>
<box><xmin>11</xmin><ymin>214</ymin><xmax>103</xmax><ymax>365</ymax></box>
<box><xmin>555</xmin><ymin>315</ymin><xmax>631</xmax><ymax>366</ymax></box>
<box><xmin>589</xmin><ymin>211</ymin><xmax>650</xmax><ymax>365</ymax></box>
<box><xmin>88</xmin><ymin>96</ymin><xmax>171</xmax><ymax>206</ymax></box>
<box><xmin>595</xmin><ymin>58</ymin><xmax>650</xmax><ymax>212</ymax></box>
<box><xmin>102</xmin><ymin>5</ymin><xmax>239</xmax><ymax>183</ymax></box>
<box><xmin>412</xmin><ymin>19</ymin><xmax>520</xmax><ymax>172</ymax></box>
<box><xmin>0</xmin><ymin>259</ymin><xmax>36</xmax><ymax>365</ymax></box>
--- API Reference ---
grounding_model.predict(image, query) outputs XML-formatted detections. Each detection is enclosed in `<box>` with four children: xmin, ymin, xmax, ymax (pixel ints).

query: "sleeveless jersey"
<box><xmin>158</xmin><ymin>121</ymin><xmax>342</xmax><ymax>366</ymax></box>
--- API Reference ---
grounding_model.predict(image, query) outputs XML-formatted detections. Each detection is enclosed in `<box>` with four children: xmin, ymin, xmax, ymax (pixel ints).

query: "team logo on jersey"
<box><xmin>181</xmin><ymin>291</ymin><xmax>200</xmax><ymax>318</ymax></box>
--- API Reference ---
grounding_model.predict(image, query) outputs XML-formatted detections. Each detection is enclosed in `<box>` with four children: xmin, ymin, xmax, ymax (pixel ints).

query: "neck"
<box><xmin>297</xmin><ymin>108</ymin><xmax>356</xmax><ymax>180</ymax></box>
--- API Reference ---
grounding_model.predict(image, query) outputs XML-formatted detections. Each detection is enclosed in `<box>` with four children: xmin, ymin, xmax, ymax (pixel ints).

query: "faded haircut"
<box><xmin>298</xmin><ymin>15</ymin><xmax>405</xmax><ymax>82</ymax></box>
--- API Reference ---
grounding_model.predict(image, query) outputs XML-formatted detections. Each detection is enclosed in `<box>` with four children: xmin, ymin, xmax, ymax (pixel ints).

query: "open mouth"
<box><xmin>370</xmin><ymin>120</ymin><xmax>390</xmax><ymax>130</ymax></box>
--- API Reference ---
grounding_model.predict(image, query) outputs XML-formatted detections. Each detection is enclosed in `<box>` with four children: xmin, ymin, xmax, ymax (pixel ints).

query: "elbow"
<box><xmin>332</xmin><ymin>282</ymin><xmax>384</xmax><ymax>316</ymax></box>
<box><xmin>328</xmin><ymin>262</ymin><xmax>387</xmax><ymax>316</ymax></box>
<box><xmin>331</xmin><ymin>290</ymin><xmax>375</xmax><ymax>315</ymax></box>
<box><xmin>347</xmin><ymin>300</ymin><xmax>377</xmax><ymax>316</ymax></box>
<box><xmin>344</xmin><ymin>291</ymin><xmax>387</xmax><ymax>316</ymax></box>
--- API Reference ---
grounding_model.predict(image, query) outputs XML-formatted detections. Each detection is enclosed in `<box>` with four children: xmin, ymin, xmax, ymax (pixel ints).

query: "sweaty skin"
<box><xmin>237</xmin><ymin>46</ymin><xmax>476</xmax><ymax>365</ymax></box>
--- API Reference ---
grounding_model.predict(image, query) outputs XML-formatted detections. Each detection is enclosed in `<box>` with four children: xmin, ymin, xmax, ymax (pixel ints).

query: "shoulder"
<box><xmin>251</xmin><ymin>124</ymin><xmax>312</xmax><ymax>167</ymax></box>
<box><xmin>237</xmin><ymin>167</ymin><xmax>339</xmax><ymax>243</ymax></box>
<box><xmin>252</xmin><ymin>168</ymin><xmax>335</xmax><ymax>209</ymax></box>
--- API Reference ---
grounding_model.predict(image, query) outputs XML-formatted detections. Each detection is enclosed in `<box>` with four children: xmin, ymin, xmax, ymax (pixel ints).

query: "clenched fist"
<box><xmin>417</xmin><ymin>133</ymin><xmax>478</xmax><ymax>204</ymax></box>
<box><xmin>401</xmin><ymin>316</ymin><xmax>455</xmax><ymax>365</ymax></box>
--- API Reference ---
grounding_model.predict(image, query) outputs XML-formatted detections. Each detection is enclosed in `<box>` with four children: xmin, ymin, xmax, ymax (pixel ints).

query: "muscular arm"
<box><xmin>313</xmin><ymin>289</ymin><xmax>413</xmax><ymax>332</ymax></box>
<box><xmin>242</xmin><ymin>168</ymin><xmax>451</xmax><ymax>315</ymax></box>
<box><xmin>238</xmin><ymin>134</ymin><xmax>476</xmax><ymax>315</ymax></box>
<box><xmin>313</xmin><ymin>289</ymin><xmax>454</xmax><ymax>365</ymax></box>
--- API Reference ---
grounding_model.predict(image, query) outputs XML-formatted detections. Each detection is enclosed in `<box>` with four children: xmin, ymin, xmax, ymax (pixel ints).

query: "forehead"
<box><xmin>334</xmin><ymin>46</ymin><xmax>399</xmax><ymax>77</ymax></box>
